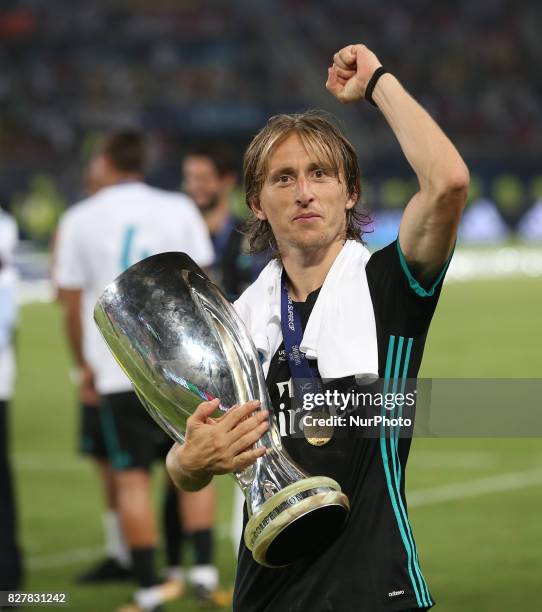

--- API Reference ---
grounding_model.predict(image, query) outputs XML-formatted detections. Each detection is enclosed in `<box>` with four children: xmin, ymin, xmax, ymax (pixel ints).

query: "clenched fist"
<box><xmin>326</xmin><ymin>44</ymin><xmax>382</xmax><ymax>104</ymax></box>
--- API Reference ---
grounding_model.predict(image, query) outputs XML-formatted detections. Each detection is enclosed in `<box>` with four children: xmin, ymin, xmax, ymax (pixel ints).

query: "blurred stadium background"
<box><xmin>1</xmin><ymin>0</ymin><xmax>541</xmax><ymax>610</ymax></box>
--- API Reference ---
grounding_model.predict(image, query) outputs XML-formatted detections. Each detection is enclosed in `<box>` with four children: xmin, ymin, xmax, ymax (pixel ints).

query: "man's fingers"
<box><xmin>326</xmin><ymin>67</ymin><xmax>342</xmax><ymax>95</ymax></box>
<box><xmin>207</xmin><ymin>404</ymin><xmax>238</xmax><ymax>425</ymax></box>
<box><xmin>333</xmin><ymin>65</ymin><xmax>355</xmax><ymax>80</ymax></box>
<box><xmin>229</xmin><ymin>409</ymin><xmax>268</xmax><ymax>439</ymax></box>
<box><xmin>190</xmin><ymin>398</ymin><xmax>221</xmax><ymax>425</ymax></box>
<box><xmin>333</xmin><ymin>50</ymin><xmax>352</xmax><ymax>69</ymax></box>
<box><xmin>222</xmin><ymin>400</ymin><xmax>261</xmax><ymax>431</ymax></box>
<box><xmin>326</xmin><ymin>67</ymin><xmax>350</xmax><ymax>101</ymax></box>
<box><xmin>334</xmin><ymin>48</ymin><xmax>356</xmax><ymax>70</ymax></box>
<box><xmin>233</xmin><ymin>446</ymin><xmax>267</xmax><ymax>472</ymax></box>
<box><xmin>230</xmin><ymin>419</ymin><xmax>269</xmax><ymax>455</ymax></box>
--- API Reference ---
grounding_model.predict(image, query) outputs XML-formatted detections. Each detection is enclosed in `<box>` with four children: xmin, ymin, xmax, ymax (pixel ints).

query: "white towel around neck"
<box><xmin>234</xmin><ymin>240</ymin><xmax>379</xmax><ymax>383</ymax></box>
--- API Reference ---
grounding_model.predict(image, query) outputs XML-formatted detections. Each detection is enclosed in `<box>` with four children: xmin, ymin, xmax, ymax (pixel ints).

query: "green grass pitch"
<box><xmin>9</xmin><ymin>276</ymin><xmax>542</xmax><ymax>611</ymax></box>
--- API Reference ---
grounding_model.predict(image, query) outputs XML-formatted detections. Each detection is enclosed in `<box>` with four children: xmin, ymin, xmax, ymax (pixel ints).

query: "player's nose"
<box><xmin>294</xmin><ymin>176</ymin><xmax>315</xmax><ymax>206</ymax></box>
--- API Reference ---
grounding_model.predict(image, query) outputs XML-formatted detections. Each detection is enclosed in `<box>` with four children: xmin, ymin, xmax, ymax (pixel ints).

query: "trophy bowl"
<box><xmin>94</xmin><ymin>252</ymin><xmax>349</xmax><ymax>567</ymax></box>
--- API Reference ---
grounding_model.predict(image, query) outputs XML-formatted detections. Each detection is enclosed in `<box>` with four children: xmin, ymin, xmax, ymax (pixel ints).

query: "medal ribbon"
<box><xmin>280</xmin><ymin>271</ymin><xmax>323</xmax><ymax>406</ymax></box>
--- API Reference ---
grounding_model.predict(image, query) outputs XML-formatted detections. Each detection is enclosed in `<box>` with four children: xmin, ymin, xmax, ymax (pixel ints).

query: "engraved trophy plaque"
<box><xmin>94</xmin><ymin>252</ymin><xmax>349</xmax><ymax>567</ymax></box>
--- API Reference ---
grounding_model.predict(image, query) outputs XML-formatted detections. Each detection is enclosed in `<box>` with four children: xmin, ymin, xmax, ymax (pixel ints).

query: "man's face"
<box><xmin>252</xmin><ymin>133</ymin><xmax>355</xmax><ymax>254</ymax></box>
<box><xmin>182</xmin><ymin>156</ymin><xmax>225</xmax><ymax>212</ymax></box>
<box><xmin>85</xmin><ymin>154</ymin><xmax>108</xmax><ymax>196</ymax></box>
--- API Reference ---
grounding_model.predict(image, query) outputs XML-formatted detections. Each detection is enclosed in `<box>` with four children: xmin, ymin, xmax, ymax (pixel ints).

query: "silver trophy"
<box><xmin>94</xmin><ymin>252</ymin><xmax>349</xmax><ymax>567</ymax></box>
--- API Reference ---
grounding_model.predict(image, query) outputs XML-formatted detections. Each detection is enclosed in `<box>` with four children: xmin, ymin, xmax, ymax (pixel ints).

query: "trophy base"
<box><xmin>244</xmin><ymin>476</ymin><xmax>349</xmax><ymax>568</ymax></box>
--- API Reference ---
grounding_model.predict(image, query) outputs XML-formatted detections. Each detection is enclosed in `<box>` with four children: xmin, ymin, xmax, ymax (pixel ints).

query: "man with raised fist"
<box><xmin>168</xmin><ymin>43</ymin><xmax>469</xmax><ymax>611</ymax></box>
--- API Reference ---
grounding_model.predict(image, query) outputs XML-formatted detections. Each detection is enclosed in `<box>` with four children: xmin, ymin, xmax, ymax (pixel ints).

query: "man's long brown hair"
<box><xmin>243</xmin><ymin>110</ymin><xmax>370</xmax><ymax>255</ymax></box>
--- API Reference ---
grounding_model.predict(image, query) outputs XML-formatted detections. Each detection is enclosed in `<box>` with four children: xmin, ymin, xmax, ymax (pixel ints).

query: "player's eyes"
<box><xmin>276</xmin><ymin>175</ymin><xmax>292</xmax><ymax>184</ymax></box>
<box><xmin>313</xmin><ymin>168</ymin><xmax>327</xmax><ymax>179</ymax></box>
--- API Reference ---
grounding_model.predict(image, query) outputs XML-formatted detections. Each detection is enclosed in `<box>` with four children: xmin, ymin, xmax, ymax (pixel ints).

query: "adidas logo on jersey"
<box><xmin>388</xmin><ymin>590</ymin><xmax>405</xmax><ymax>598</ymax></box>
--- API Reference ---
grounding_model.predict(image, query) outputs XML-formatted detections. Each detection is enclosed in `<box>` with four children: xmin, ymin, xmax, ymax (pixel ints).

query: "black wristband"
<box><xmin>365</xmin><ymin>66</ymin><xmax>389</xmax><ymax>107</ymax></box>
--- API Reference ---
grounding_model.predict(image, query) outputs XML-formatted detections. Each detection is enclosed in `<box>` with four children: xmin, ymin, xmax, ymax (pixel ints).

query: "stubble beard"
<box><xmin>197</xmin><ymin>194</ymin><xmax>221</xmax><ymax>214</ymax></box>
<box><xmin>278</xmin><ymin>227</ymin><xmax>338</xmax><ymax>260</ymax></box>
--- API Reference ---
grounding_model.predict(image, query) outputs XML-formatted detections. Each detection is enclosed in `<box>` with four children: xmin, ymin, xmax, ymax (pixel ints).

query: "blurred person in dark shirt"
<box><xmin>182</xmin><ymin>144</ymin><xmax>268</xmax><ymax>301</ymax></box>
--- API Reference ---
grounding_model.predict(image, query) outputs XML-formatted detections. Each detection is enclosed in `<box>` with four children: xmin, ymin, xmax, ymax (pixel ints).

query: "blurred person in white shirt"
<box><xmin>55</xmin><ymin>131</ymin><xmax>213</xmax><ymax>612</ymax></box>
<box><xmin>51</xmin><ymin>153</ymin><xmax>133</xmax><ymax>586</ymax></box>
<box><xmin>0</xmin><ymin>207</ymin><xmax>23</xmax><ymax>594</ymax></box>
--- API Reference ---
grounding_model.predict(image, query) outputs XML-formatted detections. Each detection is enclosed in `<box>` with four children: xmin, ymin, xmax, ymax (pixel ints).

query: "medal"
<box><xmin>303</xmin><ymin>409</ymin><xmax>333</xmax><ymax>446</ymax></box>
